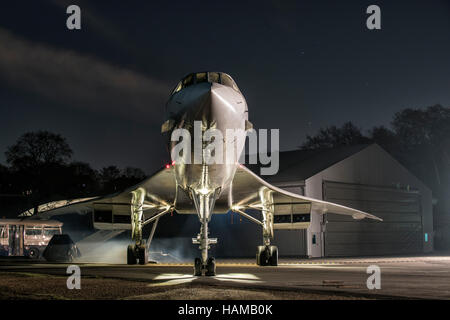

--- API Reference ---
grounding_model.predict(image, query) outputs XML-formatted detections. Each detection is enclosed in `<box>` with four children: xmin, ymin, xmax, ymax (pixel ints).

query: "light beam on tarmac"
<box><xmin>150</xmin><ymin>273</ymin><xmax>195</xmax><ymax>286</ymax></box>
<box><xmin>148</xmin><ymin>273</ymin><xmax>262</xmax><ymax>286</ymax></box>
<box><xmin>154</xmin><ymin>273</ymin><xmax>194</xmax><ymax>280</ymax></box>
<box><xmin>215</xmin><ymin>273</ymin><xmax>262</xmax><ymax>284</ymax></box>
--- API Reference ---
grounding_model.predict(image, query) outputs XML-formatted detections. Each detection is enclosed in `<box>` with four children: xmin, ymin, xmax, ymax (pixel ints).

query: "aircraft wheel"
<box><xmin>269</xmin><ymin>246</ymin><xmax>278</xmax><ymax>266</ymax></box>
<box><xmin>137</xmin><ymin>245</ymin><xmax>148</xmax><ymax>265</ymax></box>
<box><xmin>205</xmin><ymin>257</ymin><xmax>216</xmax><ymax>276</ymax></box>
<box><xmin>194</xmin><ymin>258</ymin><xmax>202</xmax><ymax>276</ymax></box>
<box><xmin>127</xmin><ymin>245</ymin><xmax>137</xmax><ymax>265</ymax></box>
<box><xmin>256</xmin><ymin>245</ymin><xmax>269</xmax><ymax>266</ymax></box>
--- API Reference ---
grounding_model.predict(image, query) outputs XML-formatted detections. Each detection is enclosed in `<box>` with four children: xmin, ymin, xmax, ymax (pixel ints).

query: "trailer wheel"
<box><xmin>28</xmin><ymin>247</ymin><xmax>40</xmax><ymax>259</ymax></box>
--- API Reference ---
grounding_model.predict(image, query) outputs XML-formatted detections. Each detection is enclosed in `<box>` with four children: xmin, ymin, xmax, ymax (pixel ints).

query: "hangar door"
<box><xmin>323</xmin><ymin>181</ymin><xmax>423</xmax><ymax>257</ymax></box>
<box><xmin>273</xmin><ymin>184</ymin><xmax>308</xmax><ymax>257</ymax></box>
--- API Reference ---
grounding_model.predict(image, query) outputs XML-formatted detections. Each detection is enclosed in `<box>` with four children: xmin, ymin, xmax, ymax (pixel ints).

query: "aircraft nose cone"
<box><xmin>179</xmin><ymin>82</ymin><xmax>244</xmax><ymax>130</ymax></box>
<box><xmin>189</xmin><ymin>84</ymin><xmax>213</xmax><ymax>121</ymax></box>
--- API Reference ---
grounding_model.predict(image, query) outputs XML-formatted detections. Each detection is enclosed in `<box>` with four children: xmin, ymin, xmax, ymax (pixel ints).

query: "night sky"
<box><xmin>0</xmin><ymin>0</ymin><xmax>449</xmax><ymax>173</ymax></box>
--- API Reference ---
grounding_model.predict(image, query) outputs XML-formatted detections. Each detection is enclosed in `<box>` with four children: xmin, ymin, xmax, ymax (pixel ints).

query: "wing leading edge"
<box><xmin>220</xmin><ymin>165</ymin><xmax>382</xmax><ymax>229</ymax></box>
<box><xmin>23</xmin><ymin>166</ymin><xmax>179</xmax><ymax>224</ymax></box>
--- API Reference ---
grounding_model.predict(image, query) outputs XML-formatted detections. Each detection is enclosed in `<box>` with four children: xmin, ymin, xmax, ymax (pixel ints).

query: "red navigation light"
<box><xmin>165</xmin><ymin>164</ymin><xmax>170</xmax><ymax>169</ymax></box>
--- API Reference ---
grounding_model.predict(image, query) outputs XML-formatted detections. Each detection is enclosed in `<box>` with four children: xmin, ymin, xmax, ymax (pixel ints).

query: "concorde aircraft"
<box><xmin>28</xmin><ymin>72</ymin><xmax>381</xmax><ymax>276</ymax></box>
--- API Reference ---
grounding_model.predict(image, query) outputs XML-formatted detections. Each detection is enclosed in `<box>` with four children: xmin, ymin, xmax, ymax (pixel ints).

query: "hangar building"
<box><xmin>208</xmin><ymin>144</ymin><xmax>433</xmax><ymax>258</ymax></box>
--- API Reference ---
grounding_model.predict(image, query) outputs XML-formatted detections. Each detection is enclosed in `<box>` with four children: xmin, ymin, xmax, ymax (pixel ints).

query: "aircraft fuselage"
<box><xmin>165</xmin><ymin>76</ymin><xmax>248</xmax><ymax>201</ymax></box>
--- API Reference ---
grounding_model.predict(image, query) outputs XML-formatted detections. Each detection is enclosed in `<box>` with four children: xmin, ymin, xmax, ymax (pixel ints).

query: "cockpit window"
<box><xmin>172</xmin><ymin>72</ymin><xmax>240</xmax><ymax>95</ymax></box>
<box><xmin>208</xmin><ymin>72</ymin><xmax>220</xmax><ymax>84</ymax></box>
<box><xmin>220</xmin><ymin>73</ymin><xmax>240</xmax><ymax>92</ymax></box>
<box><xmin>196</xmin><ymin>72</ymin><xmax>208</xmax><ymax>83</ymax></box>
<box><xmin>182</xmin><ymin>74</ymin><xmax>194</xmax><ymax>87</ymax></box>
<box><xmin>172</xmin><ymin>82</ymin><xmax>182</xmax><ymax>94</ymax></box>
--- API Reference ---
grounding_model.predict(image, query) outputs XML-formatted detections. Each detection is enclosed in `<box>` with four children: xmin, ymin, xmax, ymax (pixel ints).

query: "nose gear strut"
<box><xmin>191</xmin><ymin>187</ymin><xmax>220</xmax><ymax>276</ymax></box>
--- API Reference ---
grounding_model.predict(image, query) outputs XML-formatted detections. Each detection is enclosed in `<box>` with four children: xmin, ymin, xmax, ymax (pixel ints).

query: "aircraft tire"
<box><xmin>256</xmin><ymin>245</ymin><xmax>269</xmax><ymax>266</ymax></box>
<box><xmin>138</xmin><ymin>245</ymin><xmax>148</xmax><ymax>265</ymax></box>
<box><xmin>269</xmin><ymin>245</ymin><xmax>278</xmax><ymax>266</ymax></box>
<box><xmin>127</xmin><ymin>245</ymin><xmax>137</xmax><ymax>265</ymax></box>
<box><xmin>205</xmin><ymin>257</ymin><xmax>216</xmax><ymax>276</ymax></box>
<box><xmin>194</xmin><ymin>257</ymin><xmax>202</xmax><ymax>276</ymax></box>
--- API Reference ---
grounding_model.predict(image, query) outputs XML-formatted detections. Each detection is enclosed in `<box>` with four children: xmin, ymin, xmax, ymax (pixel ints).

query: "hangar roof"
<box><xmin>248</xmin><ymin>144</ymin><xmax>371</xmax><ymax>184</ymax></box>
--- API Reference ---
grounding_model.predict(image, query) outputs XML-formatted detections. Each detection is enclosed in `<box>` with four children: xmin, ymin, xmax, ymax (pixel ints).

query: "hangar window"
<box><xmin>274</xmin><ymin>215</ymin><xmax>291</xmax><ymax>223</ymax></box>
<box><xmin>293</xmin><ymin>214</ymin><xmax>310</xmax><ymax>223</ymax></box>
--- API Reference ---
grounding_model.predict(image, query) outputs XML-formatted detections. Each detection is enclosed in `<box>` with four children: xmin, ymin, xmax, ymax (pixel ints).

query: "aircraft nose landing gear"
<box><xmin>190</xmin><ymin>185</ymin><xmax>220</xmax><ymax>276</ymax></box>
<box><xmin>192</xmin><ymin>223</ymin><xmax>217</xmax><ymax>276</ymax></box>
<box><xmin>194</xmin><ymin>257</ymin><xmax>216</xmax><ymax>276</ymax></box>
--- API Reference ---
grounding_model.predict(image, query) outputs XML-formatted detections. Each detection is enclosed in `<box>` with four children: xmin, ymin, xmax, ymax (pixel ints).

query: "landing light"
<box><xmin>198</xmin><ymin>187</ymin><xmax>210</xmax><ymax>195</ymax></box>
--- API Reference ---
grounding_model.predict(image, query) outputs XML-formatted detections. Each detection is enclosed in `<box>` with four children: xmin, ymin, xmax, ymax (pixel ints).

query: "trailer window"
<box><xmin>0</xmin><ymin>225</ymin><xmax>6</xmax><ymax>238</ymax></box>
<box><xmin>43</xmin><ymin>227</ymin><xmax>60</xmax><ymax>237</ymax></box>
<box><xmin>25</xmin><ymin>227</ymin><xmax>42</xmax><ymax>236</ymax></box>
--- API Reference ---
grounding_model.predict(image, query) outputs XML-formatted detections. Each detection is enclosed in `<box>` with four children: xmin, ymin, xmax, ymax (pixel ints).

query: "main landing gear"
<box><xmin>256</xmin><ymin>245</ymin><xmax>278</xmax><ymax>266</ymax></box>
<box><xmin>127</xmin><ymin>187</ymin><xmax>170</xmax><ymax>266</ymax></box>
<box><xmin>255</xmin><ymin>188</ymin><xmax>278</xmax><ymax>267</ymax></box>
<box><xmin>127</xmin><ymin>243</ymin><xmax>148</xmax><ymax>265</ymax></box>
